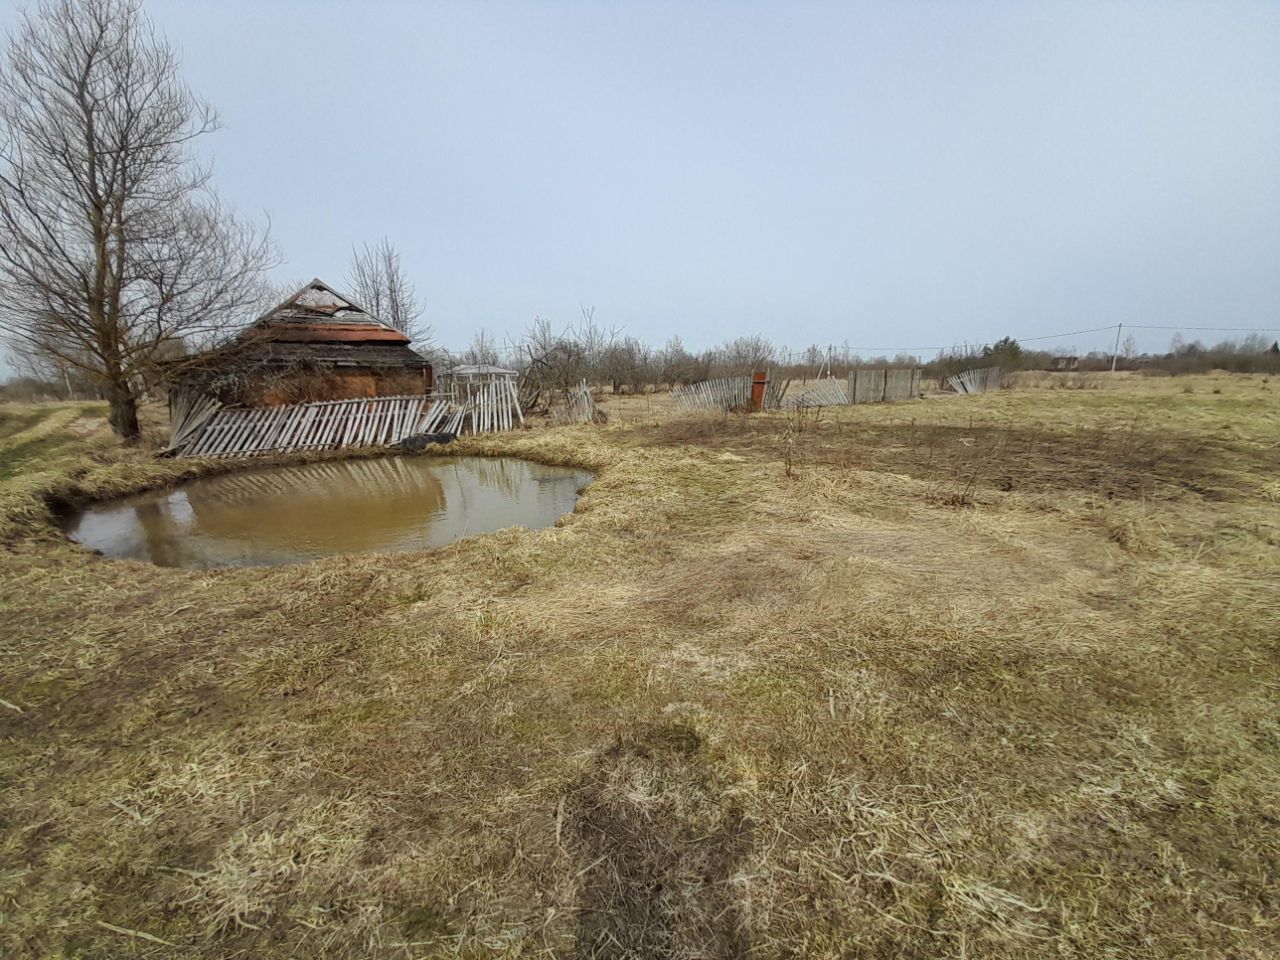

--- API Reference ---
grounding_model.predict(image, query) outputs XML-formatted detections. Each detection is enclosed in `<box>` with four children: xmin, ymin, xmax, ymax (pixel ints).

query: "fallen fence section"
<box><xmin>171</xmin><ymin>395</ymin><xmax>451</xmax><ymax>458</ymax></box>
<box><xmin>549</xmin><ymin>380</ymin><xmax>606</xmax><ymax>425</ymax></box>
<box><xmin>784</xmin><ymin>377</ymin><xmax>849</xmax><ymax>408</ymax></box>
<box><xmin>672</xmin><ymin>375</ymin><xmax>787</xmax><ymax>413</ymax></box>
<box><xmin>167</xmin><ymin>388</ymin><xmax>224</xmax><ymax>451</ymax></box>
<box><xmin>947</xmin><ymin>367</ymin><xmax>1002</xmax><ymax>395</ymax></box>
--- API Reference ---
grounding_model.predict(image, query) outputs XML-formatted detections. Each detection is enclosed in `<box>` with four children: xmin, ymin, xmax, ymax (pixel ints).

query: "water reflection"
<box><xmin>64</xmin><ymin>456</ymin><xmax>592</xmax><ymax>568</ymax></box>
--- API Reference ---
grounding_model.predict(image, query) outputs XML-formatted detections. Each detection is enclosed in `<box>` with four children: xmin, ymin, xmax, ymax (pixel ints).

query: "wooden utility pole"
<box><xmin>1111</xmin><ymin>324</ymin><xmax>1122</xmax><ymax>373</ymax></box>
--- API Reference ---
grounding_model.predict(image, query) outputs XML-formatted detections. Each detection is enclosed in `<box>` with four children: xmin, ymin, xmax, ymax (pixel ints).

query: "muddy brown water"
<box><xmin>63</xmin><ymin>456</ymin><xmax>593</xmax><ymax>569</ymax></box>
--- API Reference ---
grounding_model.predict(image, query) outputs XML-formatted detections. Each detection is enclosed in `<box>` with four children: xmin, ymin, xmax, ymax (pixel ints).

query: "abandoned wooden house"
<box><xmin>166</xmin><ymin>281</ymin><xmax>529</xmax><ymax>457</ymax></box>
<box><xmin>179</xmin><ymin>278</ymin><xmax>432</xmax><ymax>406</ymax></box>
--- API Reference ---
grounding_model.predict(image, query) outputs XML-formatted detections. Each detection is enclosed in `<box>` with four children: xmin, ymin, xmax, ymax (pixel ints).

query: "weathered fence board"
<box><xmin>550</xmin><ymin>380</ymin><xmax>605</xmax><ymax>425</ymax></box>
<box><xmin>947</xmin><ymin>367</ymin><xmax>1002</xmax><ymax>395</ymax></box>
<box><xmin>883</xmin><ymin>368</ymin><xmax>916</xmax><ymax>402</ymax></box>
<box><xmin>783</xmin><ymin>378</ymin><xmax>848</xmax><ymax>408</ymax></box>
<box><xmin>672</xmin><ymin>375</ymin><xmax>786</xmax><ymax>413</ymax></box>
<box><xmin>845</xmin><ymin>367</ymin><xmax>924</xmax><ymax>405</ymax></box>
<box><xmin>173</xmin><ymin>395</ymin><xmax>436</xmax><ymax>458</ymax></box>
<box><xmin>171</xmin><ymin>389</ymin><xmax>505</xmax><ymax>459</ymax></box>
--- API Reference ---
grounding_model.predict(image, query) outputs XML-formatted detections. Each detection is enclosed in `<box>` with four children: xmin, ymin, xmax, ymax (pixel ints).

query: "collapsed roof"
<box><xmin>233</xmin><ymin>279</ymin><xmax>429</xmax><ymax>368</ymax></box>
<box><xmin>246</xmin><ymin>278</ymin><xmax>414</xmax><ymax>345</ymax></box>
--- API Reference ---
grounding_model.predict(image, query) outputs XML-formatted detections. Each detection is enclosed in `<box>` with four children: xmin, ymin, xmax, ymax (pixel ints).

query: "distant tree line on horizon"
<box><xmin>6</xmin><ymin>312</ymin><xmax>1278</xmax><ymax>404</ymax></box>
<box><xmin>436</xmin><ymin>319</ymin><xmax>1280</xmax><ymax>404</ymax></box>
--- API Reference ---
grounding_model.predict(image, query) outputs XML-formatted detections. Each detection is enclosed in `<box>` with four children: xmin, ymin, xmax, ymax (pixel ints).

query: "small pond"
<box><xmin>63</xmin><ymin>456</ymin><xmax>593</xmax><ymax>569</ymax></box>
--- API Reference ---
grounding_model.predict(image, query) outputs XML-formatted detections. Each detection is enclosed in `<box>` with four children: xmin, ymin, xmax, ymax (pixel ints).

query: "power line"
<box><xmin>1120</xmin><ymin>324</ymin><xmax>1279</xmax><ymax>333</ymax></box>
<box><xmin>1017</xmin><ymin>325</ymin><xmax>1124</xmax><ymax>342</ymax></box>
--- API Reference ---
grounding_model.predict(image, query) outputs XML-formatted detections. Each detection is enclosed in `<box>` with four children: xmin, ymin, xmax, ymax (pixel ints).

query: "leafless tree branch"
<box><xmin>0</xmin><ymin>0</ymin><xmax>278</xmax><ymax>440</ymax></box>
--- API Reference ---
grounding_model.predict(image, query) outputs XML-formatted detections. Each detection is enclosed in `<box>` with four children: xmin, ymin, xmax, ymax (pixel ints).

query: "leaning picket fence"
<box><xmin>947</xmin><ymin>367</ymin><xmax>1002</xmax><ymax>395</ymax></box>
<box><xmin>672</xmin><ymin>375</ymin><xmax>788</xmax><ymax>413</ymax></box>
<box><xmin>549</xmin><ymin>380</ymin><xmax>605</xmax><ymax>425</ymax></box>
<box><xmin>783</xmin><ymin>377</ymin><xmax>849</xmax><ymax>409</ymax></box>
<box><xmin>169</xmin><ymin>394</ymin><xmax>452</xmax><ymax>458</ymax></box>
<box><xmin>452</xmin><ymin>375</ymin><xmax>524</xmax><ymax>435</ymax></box>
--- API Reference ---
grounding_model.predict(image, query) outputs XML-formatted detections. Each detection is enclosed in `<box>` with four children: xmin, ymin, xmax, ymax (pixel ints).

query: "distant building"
<box><xmin>1049</xmin><ymin>355</ymin><xmax>1079</xmax><ymax>371</ymax></box>
<box><xmin>178</xmin><ymin>279</ymin><xmax>432</xmax><ymax>404</ymax></box>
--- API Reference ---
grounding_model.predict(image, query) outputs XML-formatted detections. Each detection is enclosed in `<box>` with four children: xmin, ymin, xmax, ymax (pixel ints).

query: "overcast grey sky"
<box><xmin>3</xmin><ymin>0</ymin><xmax>1278</xmax><ymax>368</ymax></box>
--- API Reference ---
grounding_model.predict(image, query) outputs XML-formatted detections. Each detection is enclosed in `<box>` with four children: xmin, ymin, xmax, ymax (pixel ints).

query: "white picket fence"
<box><xmin>452</xmin><ymin>375</ymin><xmax>524</xmax><ymax>434</ymax></box>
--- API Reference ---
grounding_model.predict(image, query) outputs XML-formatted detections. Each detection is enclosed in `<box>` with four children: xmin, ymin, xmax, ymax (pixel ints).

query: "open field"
<box><xmin>2</xmin><ymin>373</ymin><xmax>1278</xmax><ymax>958</ymax></box>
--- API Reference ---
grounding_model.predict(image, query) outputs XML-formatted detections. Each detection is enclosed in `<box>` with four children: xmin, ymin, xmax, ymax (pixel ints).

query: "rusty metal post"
<box><xmin>750</xmin><ymin>370</ymin><xmax>767</xmax><ymax>411</ymax></box>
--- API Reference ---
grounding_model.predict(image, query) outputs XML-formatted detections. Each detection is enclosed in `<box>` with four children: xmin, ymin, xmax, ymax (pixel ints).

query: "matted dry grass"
<box><xmin>1</xmin><ymin>375</ymin><xmax>1278</xmax><ymax>959</ymax></box>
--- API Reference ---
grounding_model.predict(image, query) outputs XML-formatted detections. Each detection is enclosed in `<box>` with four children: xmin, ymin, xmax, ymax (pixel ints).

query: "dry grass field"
<box><xmin>1</xmin><ymin>372</ymin><xmax>1277</xmax><ymax>958</ymax></box>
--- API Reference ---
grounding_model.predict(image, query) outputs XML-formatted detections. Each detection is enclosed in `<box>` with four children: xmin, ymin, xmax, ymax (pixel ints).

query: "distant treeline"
<box><xmin>446</xmin><ymin>321</ymin><xmax>1280</xmax><ymax>397</ymax></box>
<box><xmin>4</xmin><ymin>326</ymin><xmax>1277</xmax><ymax>404</ymax></box>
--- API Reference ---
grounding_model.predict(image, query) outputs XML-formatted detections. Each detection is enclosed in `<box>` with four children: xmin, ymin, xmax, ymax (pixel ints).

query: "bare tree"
<box><xmin>0</xmin><ymin>0</ymin><xmax>276</xmax><ymax>441</ymax></box>
<box><xmin>658</xmin><ymin>336</ymin><xmax>689</xmax><ymax>387</ymax></box>
<box><xmin>516</xmin><ymin>316</ymin><xmax>588</xmax><ymax>411</ymax></box>
<box><xmin>599</xmin><ymin>335</ymin><xmax>655</xmax><ymax>394</ymax></box>
<box><xmin>572</xmin><ymin>305</ymin><xmax>621</xmax><ymax>383</ymax></box>
<box><xmin>462</xmin><ymin>327</ymin><xmax>500</xmax><ymax>366</ymax></box>
<box><xmin>716</xmin><ymin>335</ymin><xmax>777</xmax><ymax>375</ymax></box>
<box><xmin>346</xmin><ymin>238</ymin><xmax>429</xmax><ymax>349</ymax></box>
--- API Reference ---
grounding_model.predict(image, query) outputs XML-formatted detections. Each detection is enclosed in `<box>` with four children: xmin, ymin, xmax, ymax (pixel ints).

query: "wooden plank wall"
<box><xmin>851</xmin><ymin>368</ymin><xmax>884</xmax><ymax>404</ymax></box>
<box><xmin>846</xmin><ymin>367</ymin><xmax>924</xmax><ymax>405</ymax></box>
<box><xmin>883</xmin><ymin>368</ymin><xmax>916</xmax><ymax>401</ymax></box>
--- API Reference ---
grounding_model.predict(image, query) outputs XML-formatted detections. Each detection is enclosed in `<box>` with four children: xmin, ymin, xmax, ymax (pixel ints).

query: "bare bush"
<box><xmin>461</xmin><ymin>327</ymin><xmax>501</xmax><ymax>366</ymax></box>
<box><xmin>712</xmin><ymin>335</ymin><xmax>777</xmax><ymax>375</ymax></box>
<box><xmin>347</xmin><ymin>238</ymin><xmax>430</xmax><ymax>350</ymax></box>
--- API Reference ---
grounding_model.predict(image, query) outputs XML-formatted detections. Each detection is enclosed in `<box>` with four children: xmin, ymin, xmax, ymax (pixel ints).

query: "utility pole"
<box><xmin>1111</xmin><ymin>323</ymin><xmax>1122</xmax><ymax>373</ymax></box>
